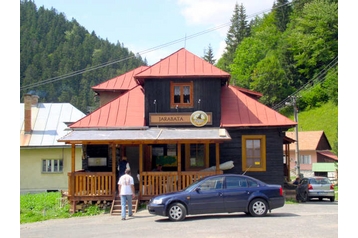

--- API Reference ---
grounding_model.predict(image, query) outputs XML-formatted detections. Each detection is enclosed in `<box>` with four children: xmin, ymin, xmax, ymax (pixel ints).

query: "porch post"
<box><xmin>139</xmin><ymin>144</ymin><xmax>143</xmax><ymax>199</ymax></box>
<box><xmin>215</xmin><ymin>143</ymin><xmax>220</xmax><ymax>173</ymax></box>
<box><xmin>111</xmin><ymin>143</ymin><xmax>116</xmax><ymax>197</ymax></box>
<box><xmin>71</xmin><ymin>144</ymin><xmax>75</xmax><ymax>213</ymax></box>
<box><xmin>177</xmin><ymin>143</ymin><xmax>181</xmax><ymax>189</ymax></box>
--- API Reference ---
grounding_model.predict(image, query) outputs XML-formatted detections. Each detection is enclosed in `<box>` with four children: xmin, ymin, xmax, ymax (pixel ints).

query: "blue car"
<box><xmin>147</xmin><ymin>174</ymin><xmax>285</xmax><ymax>221</ymax></box>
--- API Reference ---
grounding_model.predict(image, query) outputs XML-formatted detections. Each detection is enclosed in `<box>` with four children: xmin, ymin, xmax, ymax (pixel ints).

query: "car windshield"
<box><xmin>182</xmin><ymin>178</ymin><xmax>204</xmax><ymax>192</ymax></box>
<box><xmin>310</xmin><ymin>177</ymin><xmax>331</xmax><ymax>184</ymax></box>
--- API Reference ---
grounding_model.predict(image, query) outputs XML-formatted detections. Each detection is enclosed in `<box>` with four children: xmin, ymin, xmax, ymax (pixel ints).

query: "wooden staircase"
<box><xmin>110</xmin><ymin>197</ymin><xmax>138</xmax><ymax>215</ymax></box>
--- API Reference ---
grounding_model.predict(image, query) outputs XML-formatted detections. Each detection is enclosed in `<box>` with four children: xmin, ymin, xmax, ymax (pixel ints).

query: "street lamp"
<box><xmin>285</xmin><ymin>96</ymin><xmax>301</xmax><ymax>178</ymax></box>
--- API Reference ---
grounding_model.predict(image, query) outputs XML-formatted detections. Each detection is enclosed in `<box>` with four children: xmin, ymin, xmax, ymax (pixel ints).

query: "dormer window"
<box><xmin>170</xmin><ymin>81</ymin><xmax>193</xmax><ymax>108</ymax></box>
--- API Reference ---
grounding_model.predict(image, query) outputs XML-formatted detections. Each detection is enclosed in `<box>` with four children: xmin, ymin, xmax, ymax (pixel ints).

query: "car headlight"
<box><xmin>152</xmin><ymin>198</ymin><xmax>163</xmax><ymax>204</ymax></box>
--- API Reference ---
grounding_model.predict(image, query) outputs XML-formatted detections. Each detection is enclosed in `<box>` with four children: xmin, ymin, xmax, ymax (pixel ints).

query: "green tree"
<box><xmin>285</xmin><ymin>0</ymin><xmax>338</xmax><ymax>82</ymax></box>
<box><xmin>217</xmin><ymin>3</ymin><xmax>249</xmax><ymax>72</ymax></box>
<box><xmin>230</xmin><ymin>13</ymin><xmax>280</xmax><ymax>88</ymax></box>
<box><xmin>272</xmin><ymin>0</ymin><xmax>292</xmax><ymax>32</ymax></box>
<box><xmin>202</xmin><ymin>44</ymin><xmax>216</xmax><ymax>65</ymax></box>
<box><xmin>20</xmin><ymin>0</ymin><xmax>146</xmax><ymax>112</ymax></box>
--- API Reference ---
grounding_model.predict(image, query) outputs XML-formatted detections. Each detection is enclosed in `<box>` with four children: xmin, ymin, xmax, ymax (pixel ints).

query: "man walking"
<box><xmin>118</xmin><ymin>168</ymin><xmax>135</xmax><ymax>220</ymax></box>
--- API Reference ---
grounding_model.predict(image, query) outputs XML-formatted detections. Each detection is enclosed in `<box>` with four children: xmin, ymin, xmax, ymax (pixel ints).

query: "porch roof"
<box><xmin>58</xmin><ymin>127</ymin><xmax>231</xmax><ymax>144</ymax></box>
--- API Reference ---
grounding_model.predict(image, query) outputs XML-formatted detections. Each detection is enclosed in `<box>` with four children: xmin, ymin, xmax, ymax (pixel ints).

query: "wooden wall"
<box><xmin>144</xmin><ymin>77</ymin><xmax>222</xmax><ymax>127</ymax></box>
<box><xmin>219</xmin><ymin>128</ymin><xmax>288</xmax><ymax>186</ymax></box>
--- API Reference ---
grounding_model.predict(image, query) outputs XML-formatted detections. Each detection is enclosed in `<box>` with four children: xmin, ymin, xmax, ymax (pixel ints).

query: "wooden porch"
<box><xmin>66</xmin><ymin>170</ymin><xmax>222</xmax><ymax>204</ymax></box>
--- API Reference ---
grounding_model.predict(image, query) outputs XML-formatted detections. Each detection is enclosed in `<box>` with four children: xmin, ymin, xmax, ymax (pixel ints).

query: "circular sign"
<box><xmin>190</xmin><ymin>111</ymin><xmax>209</xmax><ymax>127</ymax></box>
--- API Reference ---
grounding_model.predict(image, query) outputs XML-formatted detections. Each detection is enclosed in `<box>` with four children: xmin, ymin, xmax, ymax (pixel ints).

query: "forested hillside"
<box><xmin>20</xmin><ymin>0</ymin><xmax>147</xmax><ymax>113</ymax></box>
<box><xmin>204</xmin><ymin>0</ymin><xmax>338</xmax><ymax>154</ymax></box>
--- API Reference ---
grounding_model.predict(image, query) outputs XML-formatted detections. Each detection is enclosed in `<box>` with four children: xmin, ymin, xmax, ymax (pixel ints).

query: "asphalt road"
<box><xmin>20</xmin><ymin>201</ymin><xmax>338</xmax><ymax>238</ymax></box>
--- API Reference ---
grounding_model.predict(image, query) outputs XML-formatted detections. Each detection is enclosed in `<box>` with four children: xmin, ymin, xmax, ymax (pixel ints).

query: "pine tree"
<box><xmin>272</xmin><ymin>0</ymin><xmax>292</xmax><ymax>32</ymax></box>
<box><xmin>217</xmin><ymin>3</ymin><xmax>249</xmax><ymax>72</ymax></box>
<box><xmin>202</xmin><ymin>44</ymin><xmax>216</xmax><ymax>65</ymax></box>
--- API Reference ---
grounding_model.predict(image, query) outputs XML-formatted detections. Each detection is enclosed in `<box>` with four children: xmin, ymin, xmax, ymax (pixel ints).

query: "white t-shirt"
<box><xmin>118</xmin><ymin>174</ymin><xmax>134</xmax><ymax>195</ymax></box>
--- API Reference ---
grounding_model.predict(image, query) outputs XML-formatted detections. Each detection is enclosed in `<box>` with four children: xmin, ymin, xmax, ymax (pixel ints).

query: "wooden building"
<box><xmin>58</xmin><ymin>48</ymin><xmax>296</xmax><ymax>210</ymax></box>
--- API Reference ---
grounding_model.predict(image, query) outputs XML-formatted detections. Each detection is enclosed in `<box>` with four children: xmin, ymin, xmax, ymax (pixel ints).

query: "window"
<box><xmin>299</xmin><ymin>155</ymin><xmax>311</xmax><ymax>164</ymax></box>
<box><xmin>242</xmin><ymin>135</ymin><xmax>266</xmax><ymax>172</ymax></box>
<box><xmin>42</xmin><ymin>159</ymin><xmax>63</xmax><ymax>173</ymax></box>
<box><xmin>170</xmin><ymin>81</ymin><xmax>193</xmax><ymax>108</ymax></box>
<box><xmin>185</xmin><ymin>143</ymin><xmax>208</xmax><ymax>170</ymax></box>
<box><xmin>198</xmin><ymin>177</ymin><xmax>224</xmax><ymax>191</ymax></box>
<box><xmin>225</xmin><ymin>176</ymin><xmax>248</xmax><ymax>189</ymax></box>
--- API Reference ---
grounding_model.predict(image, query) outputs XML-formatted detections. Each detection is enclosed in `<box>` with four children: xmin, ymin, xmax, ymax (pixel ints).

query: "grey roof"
<box><xmin>20</xmin><ymin>103</ymin><xmax>86</xmax><ymax>147</ymax></box>
<box><xmin>58</xmin><ymin>128</ymin><xmax>231</xmax><ymax>144</ymax></box>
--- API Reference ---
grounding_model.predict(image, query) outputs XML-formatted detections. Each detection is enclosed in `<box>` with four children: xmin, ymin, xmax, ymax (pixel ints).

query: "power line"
<box><xmin>272</xmin><ymin>56</ymin><xmax>338</xmax><ymax>111</ymax></box>
<box><xmin>20</xmin><ymin>2</ymin><xmax>293</xmax><ymax>91</ymax></box>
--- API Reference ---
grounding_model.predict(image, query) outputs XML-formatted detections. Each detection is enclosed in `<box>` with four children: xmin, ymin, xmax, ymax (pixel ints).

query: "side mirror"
<box><xmin>195</xmin><ymin>187</ymin><xmax>201</xmax><ymax>193</ymax></box>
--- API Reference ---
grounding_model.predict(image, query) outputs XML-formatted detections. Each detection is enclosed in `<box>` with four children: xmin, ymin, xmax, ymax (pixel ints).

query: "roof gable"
<box><xmin>135</xmin><ymin>48</ymin><xmax>230</xmax><ymax>84</ymax></box>
<box><xmin>20</xmin><ymin>103</ymin><xmax>86</xmax><ymax>146</ymax></box>
<box><xmin>92</xmin><ymin>66</ymin><xmax>148</xmax><ymax>92</ymax></box>
<box><xmin>285</xmin><ymin>131</ymin><xmax>332</xmax><ymax>150</ymax></box>
<box><xmin>70</xmin><ymin>85</ymin><xmax>145</xmax><ymax>128</ymax></box>
<box><xmin>220</xmin><ymin>85</ymin><xmax>296</xmax><ymax>127</ymax></box>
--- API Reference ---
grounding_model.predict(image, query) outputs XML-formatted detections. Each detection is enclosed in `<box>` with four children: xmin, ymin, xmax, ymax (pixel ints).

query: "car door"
<box><xmin>188</xmin><ymin>176</ymin><xmax>225</xmax><ymax>214</ymax></box>
<box><xmin>223</xmin><ymin>176</ymin><xmax>251</xmax><ymax>212</ymax></box>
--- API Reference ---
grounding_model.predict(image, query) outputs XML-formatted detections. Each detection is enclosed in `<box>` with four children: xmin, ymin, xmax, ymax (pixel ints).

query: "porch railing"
<box><xmin>138</xmin><ymin>171</ymin><xmax>222</xmax><ymax>200</ymax></box>
<box><xmin>67</xmin><ymin>171</ymin><xmax>115</xmax><ymax>201</ymax></box>
<box><xmin>67</xmin><ymin>170</ymin><xmax>222</xmax><ymax>202</ymax></box>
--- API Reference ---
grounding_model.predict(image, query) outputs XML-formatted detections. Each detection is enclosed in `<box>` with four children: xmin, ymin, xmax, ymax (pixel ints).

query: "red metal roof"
<box><xmin>70</xmin><ymin>85</ymin><xmax>145</xmax><ymax>128</ymax></box>
<box><xmin>135</xmin><ymin>48</ymin><xmax>230</xmax><ymax>84</ymax></box>
<box><xmin>92</xmin><ymin>66</ymin><xmax>148</xmax><ymax>92</ymax></box>
<box><xmin>220</xmin><ymin>85</ymin><xmax>296</xmax><ymax>127</ymax></box>
<box><xmin>70</xmin><ymin>49</ymin><xmax>295</xmax><ymax>129</ymax></box>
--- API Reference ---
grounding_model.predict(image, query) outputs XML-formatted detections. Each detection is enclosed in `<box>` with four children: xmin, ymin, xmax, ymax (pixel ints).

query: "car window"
<box><xmin>198</xmin><ymin>177</ymin><xmax>224</xmax><ymax>191</ymax></box>
<box><xmin>300</xmin><ymin>179</ymin><xmax>309</xmax><ymax>185</ymax></box>
<box><xmin>225</xmin><ymin>176</ymin><xmax>248</xmax><ymax>189</ymax></box>
<box><xmin>309</xmin><ymin>178</ymin><xmax>318</xmax><ymax>184</ymax></box>
<box><xmin>247</xmin><ymin>179</ymin><xmax>259</xmax><ymax>187</ymax></box>
<box><xmin>315</xmin><ymin>177</ymin><xmax>331</xmax><ymax>184</ymax></box>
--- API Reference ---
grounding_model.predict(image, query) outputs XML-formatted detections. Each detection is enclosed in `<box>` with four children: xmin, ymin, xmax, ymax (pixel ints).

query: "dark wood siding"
<box><xmin>144</xmin><ymin>78</ymin><xmax>222</xmax><ymax>127</ymax></box>
<box><xmin>219</xmin><ymin>128</ymin><xmax>288</xmax><ymax>186</ymax></box>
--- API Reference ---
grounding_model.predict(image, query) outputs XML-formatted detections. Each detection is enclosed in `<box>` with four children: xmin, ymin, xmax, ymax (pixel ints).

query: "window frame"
<box><xmin>42</xmin><ymin>159</ymin><xmax>64</xmax><ymax>173</ymax></box>
<box><xmin>241</xmin><ymin>135</ymin><xmax>266</xmax><ymax>172</ymax></box>
<box><xmin>170</xmin><ymin>81</ymin><xmax>194</xmax><ymax>108</ymax></box>
<box><xmin>185</xmin><ymin>143</ymin><xmax>209</xmax><ymax>171</ymax></box>
<box><xmin>299</xmin><ymin>155</ymin><xmax>311</xmax><ymax>164</ymax></box>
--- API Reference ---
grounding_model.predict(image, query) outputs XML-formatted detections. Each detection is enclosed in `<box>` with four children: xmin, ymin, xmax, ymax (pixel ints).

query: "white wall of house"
<box><xmin>20</xmin><ymin>147</ymin><xmax>83</xmax><ymax>194</ymax></box>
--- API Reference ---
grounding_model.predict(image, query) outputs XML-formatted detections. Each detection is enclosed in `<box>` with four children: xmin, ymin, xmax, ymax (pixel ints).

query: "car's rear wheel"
<box><xmin>249</xmin><ymin>198</ymin><xmax>268</xmax><ymax>217</ymax></box>
<box><xmin>301</xmin><ymin>192</ymin><xmax>308</xmax><ymax>202</ymax></box>
<box><xmin>330</xmin><ymin>197</ymin><xmax>335</xmax><ymax>202</ymax></box>
<box><xmin>168</xmin><ymin>202</ymin><xmax>187</xmax><ymax>221</ymax></box>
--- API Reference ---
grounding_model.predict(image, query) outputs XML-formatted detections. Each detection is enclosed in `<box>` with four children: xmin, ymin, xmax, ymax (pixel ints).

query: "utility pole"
<box><xmin>286</xmin><ymin>96</ymin><xmax>300</xmax><ymax>178</ymax></box>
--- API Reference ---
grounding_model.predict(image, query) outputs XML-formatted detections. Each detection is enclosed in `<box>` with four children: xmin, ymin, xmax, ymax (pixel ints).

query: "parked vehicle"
<box><xmin>147</xmin><ymin>174</ymin><xmax>285</xmax><ymax>221</ymax></box>
<box><xmin>299</xmin><ymin>176</ymin><xmax>335</xmax><ymax>202</ymax></box>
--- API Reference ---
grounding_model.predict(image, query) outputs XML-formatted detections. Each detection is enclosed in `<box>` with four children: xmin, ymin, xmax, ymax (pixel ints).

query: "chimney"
<box><xmin>31</xmin><ymin>94</ymin><xmax>39</xmax><ymax>105</ymax></box>
<box><xmin>24</xmin><ymin>94</ymin><xmax>33</xmax><ymax>134</ymax></box>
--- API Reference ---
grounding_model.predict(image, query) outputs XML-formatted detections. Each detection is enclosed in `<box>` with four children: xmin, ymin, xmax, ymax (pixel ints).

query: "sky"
<box><xmin>31</xmin><ymin>0</ymin><xmax>277</xmax><ymax>65</ymax></box>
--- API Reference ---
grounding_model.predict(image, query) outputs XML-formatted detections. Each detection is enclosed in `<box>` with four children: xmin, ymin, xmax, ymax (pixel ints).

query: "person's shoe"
<box><xmin>129</xmin><ymin>214</ymin><xmax>133</xmax><ymax>217</ymax></box>
<box><xmin>121</xmin><ymin>218</ymin><xmax>126</xmax><ymax>220</ymax></box>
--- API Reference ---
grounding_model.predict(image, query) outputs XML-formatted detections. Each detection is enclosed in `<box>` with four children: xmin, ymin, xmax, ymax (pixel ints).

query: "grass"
<box><xmin>285</xmin><ymin>101</ymin><xmax>338</xmax><ymax>154</ymax></box>
<box><xmin>20</xmin><ymin>192</ymin><xmax>149</xmax><ymax>224</ymax></box>
<box><xmin>20</xmin><ymin>192</ymin><xmax>109</xmax><ymax>224</ymax></box>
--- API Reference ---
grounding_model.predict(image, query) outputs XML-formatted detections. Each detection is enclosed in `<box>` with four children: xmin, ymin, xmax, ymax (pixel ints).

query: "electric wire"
<box><xmin>271</xmin><ymin>56</ymin><xmax>338</xmax><ymax>111</ymax></box>
<box><xmin>20</xmin><ymin>1</ymin><xmax>293</xmax><ymax>91</ymax></box>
